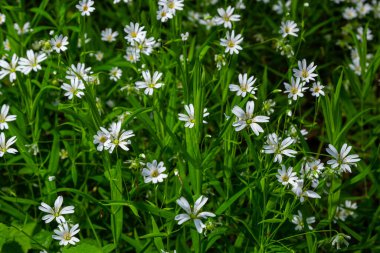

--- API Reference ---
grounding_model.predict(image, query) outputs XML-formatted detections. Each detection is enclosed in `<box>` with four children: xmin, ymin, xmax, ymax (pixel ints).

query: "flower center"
<box><xmin>56</xmin><ymin>42</ymin><xmax>62</xmax><ymax>48</ymax></box>
<box><xmin>291</xmin><ymin>87</ymin><xmax>298</xmax><ymax>95</ymax></box>
<box><xmin>150</xmin><ymin>169</ymin><xmax>159</xmax><ymax>178</ymax></box>
<box><xmin>227</xmin><ymin>40</ymin><xmax>235</xmax><ymax>48</ymax></box>
<box><xmin>83</xmin><ymin>5</ymin><xmax>89</xmax><ymax>11</ymax></box>
<box><xmin>301</xmin><ymin>69</ymin><xmax>309</xmax><ymax>78</ymax></box>
<box><xmin>168</xmin><ymin>2</ymin><xmax>174</xmax><ymax>9</ymax></box>
<box><xmin>113</xmin><ymin>139</ymin><xmax>119</xmax><ymax>145</ymax></box>
<box><xmin>131</xmin><ymin>31</ymin><xmax>137</xmax><ymax>38</ymax></box>
<box><xmin>0</xmin><ymin>115</ymin><xmax>5</xmax><ymax>123</ymax></box>
<box><xmin>223</xmin><ymin>14</ymin><xmax>230</xmax><ymax>22</ymax></box>
<box><xmin>282</xmin><ymin>175</ymin><xmax>289</xmax><ymax>182</ymax></box>
<box><xmin>246</xmin><ymin>119</ymin><xmax>252</xmax><ymax>124</ymax></box>
<box><xmin>99</xmin><ymin>136</ymin><xmax>107</xmax><ymax>143</ymax></box>
<box><xmin>285</xmin><ymin>27</ymin><xmax>290</xmax><ymax>33</ymax></box>
<box><xmin>63</xmin><ymin>232</ymin><xmax>71</xmax><ymax>241</ymax></box>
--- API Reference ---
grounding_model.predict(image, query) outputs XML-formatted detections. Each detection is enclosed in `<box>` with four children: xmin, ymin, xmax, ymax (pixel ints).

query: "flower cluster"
<box><xmin>39</xmin><ymin>196</ymin><xmax>80</xmax><ymax>246</ymax></box>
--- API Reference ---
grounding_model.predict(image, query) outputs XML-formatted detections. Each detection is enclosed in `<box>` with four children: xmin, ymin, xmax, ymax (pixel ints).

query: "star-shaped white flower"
<box><xmin>38</xmin><ymin>196</ymin><xmax>75</xmax><ymax>224</ymax></box>
<box><xmin>175</xmin><ymin>196</ymin><xmax>215</xmax><ymax>234</ymax></box>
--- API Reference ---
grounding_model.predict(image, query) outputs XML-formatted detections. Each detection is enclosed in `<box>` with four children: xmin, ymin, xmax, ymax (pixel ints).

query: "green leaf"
<box><xmin>215</xmin><ymin>186</ymin><xmax>249</xmax><ymax>215</ymax></box>
<box><xmin>62</xmin><ymin>242</ymin><xmax>103</xmax><ymax>253</ymax></box>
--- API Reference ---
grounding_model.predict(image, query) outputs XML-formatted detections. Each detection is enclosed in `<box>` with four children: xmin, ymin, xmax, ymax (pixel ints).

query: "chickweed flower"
<box><xmin>135</xmin><ymin>70</ymin><xmax>164</xmax><ymax>95</ymax></box>
<box><xmin>263</xmin><ymin>133</ymin><xmax>297</xmax><ymax>163</ymax></box>
<box><xmin>331</xmin><ymin>233</ymin><xmax>351</xmax><ymax>250</ymax></box>
<box><xmin>175</xmin><ymin>196</ymin><xmax>216</xmax><ymax>234</ymax></box>
<box><xmin>178</xmin><ymin>104</ymin><xmax>209</xmax><ymax>128</ymax></box>
<box><xmin>109</xmin><ymin>67</ymin><xmax>122</xmax><ymax>81</ymax></box>
<box><xmin>229</xmin><ymin>73</ymin><xmax>258</xmax><ymax>98</ymax></box>
<box><xmin>232</xmin><ymin>101</ymin><xmax>269</xmax><ymax>135</ymax></box>
<box><xmin>0</xmin><ymin>54</ymin><xmax>19</xmax><ymax>82</ymax></box>
<box><xmin>101</xmin><ymin>28</ymin><xmax>119</xmax><ymax>42</ymax></box>
<box><xmin>124</xmin><ymin>22</ymin><xmax>146</xmax><ymax>43</ymax></box>
<box><xmin>142</xmin><ymin>160</ymin><xmax>168</xmax><ymax>184</ymax></box>
<box><xmin>284</xmin><ymin>77</ymin><xmax>307</xmax><ymax>100</ymax></box>
<box><xmin>93</xmin><ymin>127</ymin><xmax>110</xmax><ymax>151</ymax></box>
<box><xmin>76</xmin><ymin>0</ymin><xmax>95</xmax><ymax>16</ymax></box>
<box><xmin>14</xmin><ymin>22</ymin><xmax>31</xmax><ymax>35</ymax></box>
<box><xmin>215</xmin><ymin>6</ymin><xmax>241</xmax><ymax>29</ymax></box>
<box><xmin>66</xmin><ymin>62</ymin><xmax>93</xmax><ymax>81</ymax></box>
<box><xmin>310</xmin><ymin>81</ymin><xmax>325</xmax><ymax>97</ymax></box>
<box><xmin>326</xmin><ymin>143</ymin><xmax>360</xmax><ymax>173</ymax></box>
<box><xmin>158</xmin><ymin>0</ymin><xmax>184</xmax><ymax>15</ymax></box>
<box><xmin>50</xmin><ymin>34</ymin><xmax>69</xmax><ymax>53</ymax></box>
<box><xmin>0</xmin><ymin>13</ymin><xmax>5</xmax><ymax>25</ymax></box>
<box><xmin>276</xmin><ymin>165</ymin><xmax>298</xmax><ymax>187</ymax></box>
<box><xmin>0</xmin><ymin>104</ymin><xmax>17</xmax><ymax>130</ymax></box>
<box><xmin>291</xmin><ymin>210</ymin><xmax>315</xmax><ymax>231</ymax></box>
<box><xmin>52</xmin><ymin>223</ymin><xmax>80</xmax><ymax>246</ymax></box>
<box><xmin>280</xmin><ymin>20</ymin><xmax>299</xmax><ymax>38</ymax></box>
<box><xmin>220</xmin><ymin>30</ymin><xmax>243</xmax><ymax>55</ymax></box>
<box><xmin>61</xmin><ymin>78</ymin><xmax>85</xmax><ymax>100</ymax></box>
<box><xmin>157</xmin><ymin>6</ymin><xmax>174</xmax><ymax>22</ymax></box>
<box><xmin>104</xmin><ymin>121</ymin><xmax>134</xmax><ymax>153</ymax></box>
<box><xmin>18</xmin><ymin>50</ymin><xmax>47</xmax><ymax>75</ymax></box>
<box><xmin>293</xmin><ymin>59</ymin><xmax>318</xmax><ymax>83</ymax></box>
<box><xmin>0</xmin><ymin>132</ymin><xmax>17</xmax><ymax>157</ymax></box>
<box><xmin>38</xmin><ymin>196</ymin><xmax>75</xmax><ymax>224</ymax></box>
<box><xmin>291</xmin><ymin>179</ymin><xmax>321</xmax><ymax>203</ymax></box>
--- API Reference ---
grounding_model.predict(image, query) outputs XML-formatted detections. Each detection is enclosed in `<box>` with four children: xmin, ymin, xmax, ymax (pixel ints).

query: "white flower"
<box><xmin>109</xmin><ymin>67</ymin><xmax>122</xmax><ymax>81</ymax></box>
<box><xmin>178</xmin><ymin>104</ymin><xmax>209</xmax><ymax>128</ymax></box>
<box><xmin>236</xmin><ymin>0</ymin><xmax>246</xmax><ymax>9</ymax></box>
<box><xmin>18</xmin><ymin>50</ymin><xmax>47</xmax><ymax>75</ymax></box>
<box><xmin>280</xmin><ymin>20</ymin><xmax>299</xmax><ymax>38</ymax></box>
<box><xmin>343</xmin><ymin>7</ymin><xmax>357</xmax><ymax>20</ymax></box>
<box><xmin>142</xmin><ymin>160</ymin><xmax>168</xmax><ymax>184</ymax></box>
<box><xmin>157</xmin><ymin>6</ymin><xmax>174</xmax><ymax>22</ymax></box>
<box><xmin>335</xmin><ymin>200</ymin><xmax>358</xmax><ymax>221</ymax></box>
<box><xmin>135</xmin><ymin>70</ymin><xmax>163</xmax><ymax>95</ymax></box>
<box><xmin>93</xmin><ymin>51</ymin><xmax>104</xmax><ymax>61</ymax></box>
<box><xmin>76</xmin><ymin>0</ymin><xmax>95</xmax><ymax>16</ymax></box>
<box><xmin>356</xmin><ymin>26</ymin><xmax>373</xmax><ymax>41</ymax></box>
<box><xmin>175</xmin><ymin>196</ymin><xmax>216</xmax><ymax>234</ymax></box>
<box><xmin>276</xmin><ymin>165</ymin><xmax>298</xmax><ymax>186</ymax></box>
<box><xmin>50</xmin><ymin>34</ymin><xmax>69</xmax><ymax>53</ymax></box>
<box><xmin>101</xmin><ymin>28</ymin><xmax>119</xmax><ymax>42</ymax></box>
<box><xmin>291</xmin><ymin>210</ymin><xmax>315</xmax><ymax>231</ymax></box>
<box><xmin>232</xmin><ymin>101</ymin><xmax>269</xmax><ymax>135</ymax></box>
<box><xmin>229</xmin><ymin>73</ymin><xmax>257</xmax><ymax>97</ymax></box>
<box><xmin>133</xmin><ymin>37</ymin><xmax>156</xmax><ymax>56</ymax></box>
<box><xmin>262</xmin><ymin>99</ymin><xmax>276</xmax><ymax>115</ymax></box>
<box><xmin>66</xmin><ymin>62</ymin><xmax>93</xmax><ymax>81</ymax></box>
<box><xmin>181</xmin><ymin>32</ymin><xmax>189</xmax><ymax>41</ymax></box>
<box><xmin>3</xmin><ymin>38</ymin><xmax>11</xmax><ymax>51</ymax></box>
<box><xmin>124</xmin><ymin>22</ymin><xmax>146</xmax><ymax>43</ymax></box>
<box><xmin>349</xmin><ymin>58</ymin><xmax>362</xmax><ymax>76</ymax></box>
<box><xmin>0</xmin><ymin>13</ymin><xmax>5</xmax><ymax>25</ymax></box>
<box><xmin>293</xmin><ymin>59</ymin><xmax>318</xmax><ymax>83</ymax></box>
<box><xmin>326</xmin><ymin>143</ymin><xmax>360</xmax><ymax>173</ymax></box>
<box><xmin>61</xmin><ymin>78</ymin><xmax>85</xmax><ymax>100</ymax></box>
<box><xmin>158</xmin><ymin>0</ymin><xmax>184</xmax><ymax>15</ymax></box>
<box><xmin>304</xmin><ymin>159</ymin><xmax>324</xmax><ymax>179</ymax></box>
<box><xmin>284</xmin><ymin>77</ymin><xmax>308</xmax><ymax>100</ymax></box>
<box><xmin>104</xmin><ymin>121</ymin><xmax>134</xmax><ymax>153</ymax></box>
<box><xmin>124</xmin><ymin>47</ymin><xmax>140</xmax><ymax>63</ymax></box>
<box><xmin>0</xmin><ymin>132</ymin><xmax>17</xmax><ymax>157</ymax></box>
<box><xmin>331</xmin><ymin>233</ymin><xmax>351</xmax><ymax>250</ymax></box>
<box><xmin>215</xmin><ymin>6</ymin><xmax>241</xmax><ymax>29</ymax></box>
<box><xmin>291</xmin><ymin>179</ymin><xmax>321</xmax><ymax>202</ymax></box>
<box><xmin>52</xmin><ymin>223</ymin><xmax>80</xmax><ymax>246</ymax></box>
<box><xmin>93</xmin><ymin>127</ymin><xmax>110</xmax><ymax>151</ymax></box>
<box><xmin>356</xmin><ymin>2</ymin><xmax>372</xmax><ymax>18</ymax></box>
<box><xmin>0</xmin><ymin>54</ymin><xmax>19</xmax><ymax>82</ymax></box>
<box><xmin>273</xmin><ymin>0</ymin><xmax>291</xmax><ymax>14</ymax></box>
<box><xmin>14</xmin><ymin>22</ymin><xmax>31</xmax><ymax>35</ymax></box>
<box><xmin>263</xmin><ymin>133</ymin><xmax>297</xmax><ymax>163</ymax></box>
<box><xmin>38</xmin><ymin>196</ymin><xmax>75</xmax><ymax>224</ymax></box>
<box><xmin>0</xmin><ymin>104</ymin><xmax>17</xmax><ymax>130</ymax></box>
<box><xmin>310</xmin><ymin>81</ymin><xmax>325</xmax><ymax>97</ymax></box>
<box><xmin>220</xmin><ymin>30</ymin><xmax>243</xmax><ymax>55</ymax></box>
